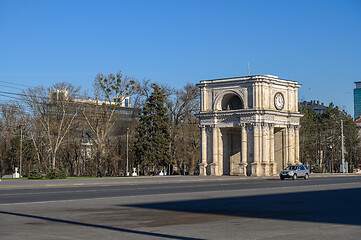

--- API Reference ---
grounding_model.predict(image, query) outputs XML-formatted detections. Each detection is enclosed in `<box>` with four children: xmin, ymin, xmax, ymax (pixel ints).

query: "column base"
<box><xmin>199</xmin><ymin>163</ymin><xmax>207</xmax><ymax>176</ymax></box>
<box><xmin>271</xmin><ymin>163</ymin><xmax>278</xmax><ymax>176</ymax></box>
<box><xmin>210</xmin><ymin>163</ymin><xmax>219</xmax><ymax>176</ymax></box>
<box><xmin>250</xmin><ymin>163</ymin><xmax>262</xmax><ymax>176</ymax></box>
<box><xmin>261</xmin><ymin>163</ymin><xmax>271</xmax><ymax>176</ymax></box>
<box><xmin>239</xmin><ymin>163</ymin><xmax>247</xmax><ymax>176</ymax></box>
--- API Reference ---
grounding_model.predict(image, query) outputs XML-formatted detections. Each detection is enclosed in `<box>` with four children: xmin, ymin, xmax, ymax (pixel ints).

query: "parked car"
<box><xmin>280</xmin><ymin>165</ymin><xmax>310</xmax><ymax>180</ymax></box>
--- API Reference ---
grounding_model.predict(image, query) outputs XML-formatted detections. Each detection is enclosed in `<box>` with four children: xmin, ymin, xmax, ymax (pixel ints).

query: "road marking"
<box><xmin>1</xmin><ymin>174</ymin><xmax>361</xmax><ymax>189</ymax></box>
<box><xmin>1</xmin><ymin>182</ymin><xmax>360</xmax><ymax>206</ymax></box>
<box><xmin>0</xmin><ymin>177</ymin><xmax>251</xmax><ymax>189</ymax></box>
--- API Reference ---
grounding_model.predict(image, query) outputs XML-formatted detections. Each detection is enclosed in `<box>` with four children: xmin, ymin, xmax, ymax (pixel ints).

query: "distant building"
<box><xmin>112</xmin><ymin>96</ymin><xmax>131</xmax><ymax>108</ymax></box>
<box><xmin>49</xmin><ymin>89</ymin><xmax>69</xmax><ymax>103</ymax></box>
<box><xmin>49</xmin><ymin>89</ymin><xmax>132</xmax><ymax>115</ymax></box>
<box><xmin>299</xmin><ymin>100</ymin><xmax>327</xmax><ymax>114</ymax></box>
<box><xmin>354</xmin><ymin>82</ymin><xmax>361</xmax><ymax>120</ymax></box>
<box><xmin>48</xmin><ymin>88</ymin><xmax>135</xmax><ymax>165</ymax></box>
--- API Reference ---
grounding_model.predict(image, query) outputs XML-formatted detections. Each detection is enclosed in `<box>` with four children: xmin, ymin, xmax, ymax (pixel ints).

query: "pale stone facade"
<box><xmin>196</xmin><ymin>75</ymin><xmax>302</xmax><ymax>176</ymax></box>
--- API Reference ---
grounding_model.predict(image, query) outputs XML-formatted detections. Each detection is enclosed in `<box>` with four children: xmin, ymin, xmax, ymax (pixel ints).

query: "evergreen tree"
<box><xmin>133</xmin><ymin>84</ymin><xmax>171</xmax><ymax>175</ymax></box>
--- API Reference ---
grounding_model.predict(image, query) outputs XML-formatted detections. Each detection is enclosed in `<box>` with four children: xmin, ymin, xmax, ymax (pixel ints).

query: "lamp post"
<box><xmin>126</xmin><ymin>128</ymin><xmax>129</xmax><ymax>176</ymax></box>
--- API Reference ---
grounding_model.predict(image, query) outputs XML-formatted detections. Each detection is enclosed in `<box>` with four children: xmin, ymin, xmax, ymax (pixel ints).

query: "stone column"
<box><xmin>199</xmin><ymin>125</ymin><xmax>207</xmax><ymax>176</ymax></box>
<box><xmin>239</xmin><ymin>123</ymin><xmax>247</xmax><ymax>176</ymax></box>
<box><xmin>253</xmin><ymin>83</ymin><xmax>257</xmax><ymax>109</ymax></box>
<box><xmin>284</xmin><ymin>126</ymin><xmax>289</xmax><ymax>166</ymax></box>
<box><xmin>295</xmin><ymin>126</ymin><xmax>300</xmax><ymax>164</ymax></box>
<box><xmin>210</xmin><ymin>126</ymin><xmax>218</xmax><ymax>176</ymax></box>
<box><xmin>269</xmin><ymin>124</ymin><xmax>277</xmax><ymax>175</ymax></box>
<box><xmin>288</xmin><ymin>126</ymin><xmax>295</xmax><ymax>165</ymax></box>
<box><xmin>262</xmin><ymin>124</ymin><xmax>270</xmax><ymax>176</ymax></box>
<box><xmin>294</xmin><ymin>89</ymin><xmax>298</xmax><ymax>112</ymax></box>
<box><xmin>217</xmin><ymin>128</ymin><xmax>223</xmax><ymax>176</ymax></box>
<box><xmin>258</xmin><ymin>83</ymin><xmax>262</xmax><ymax>109</ymax></box>
<box><xmin>200</xmin><ymin>87</ymin><xmax>205</xmax><ymax>111</ymax></box>
<box><xmin>287</xmin><ymin>87</ymin><xmax>291</xmax><ymax>111</ymax></box>
<box><xmin>253</xmin><ymin>83</ymin><xmax>260</xmax><ymax>109</ymax></box>
<box><xmin>252</xmin><ymin>123</ymin><xmax>261</xmax><ymax>176</ymax></box>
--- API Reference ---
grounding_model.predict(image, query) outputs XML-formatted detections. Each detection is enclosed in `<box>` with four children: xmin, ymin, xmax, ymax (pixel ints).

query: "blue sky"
<box><xmin>0</xmin><ymin>0</ymin><xmax>360</xmax><ymax>114</ymax></box>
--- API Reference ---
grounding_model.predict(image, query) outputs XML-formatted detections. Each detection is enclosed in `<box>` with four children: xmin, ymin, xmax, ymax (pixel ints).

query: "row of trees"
<box><xmin>1</xmin><ymin>69</ymin><xmax>360</xmax><ymax>177</ymax></box>
<box><xmin>299</xmin><ymin>103</ymin><xmax>360</xmax><ymax>172</ymax></box>
<box><xmin>0</xmin><ymin>70</ymin><xmax>200</xmax><ymax>177</ymax></box>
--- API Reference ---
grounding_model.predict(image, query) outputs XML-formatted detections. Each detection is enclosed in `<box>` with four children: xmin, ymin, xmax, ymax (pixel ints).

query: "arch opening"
<box><xmin>221</xmin><ymin>94</ymin><xmax>244</xmax><ymax>110</ymax></box>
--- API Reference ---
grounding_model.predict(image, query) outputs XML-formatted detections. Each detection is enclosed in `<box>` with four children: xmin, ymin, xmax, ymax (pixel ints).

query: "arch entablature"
<box><xmin>213</xmin><ymin>89</ymin><xmax>246</xmax><ymax>111</ymax></box>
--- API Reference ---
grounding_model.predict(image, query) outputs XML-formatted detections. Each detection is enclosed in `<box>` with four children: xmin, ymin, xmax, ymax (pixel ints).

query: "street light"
<box><xmin>126</xmin><ymin>128</ymin><xmax>129</xmax><ymax>176</ymax></box>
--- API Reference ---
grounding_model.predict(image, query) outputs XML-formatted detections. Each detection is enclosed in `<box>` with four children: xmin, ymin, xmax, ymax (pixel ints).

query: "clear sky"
<box><xmin>0</xmin><ymin>0</ymin><xmax>360</xmax><ymax>114</ymax></box>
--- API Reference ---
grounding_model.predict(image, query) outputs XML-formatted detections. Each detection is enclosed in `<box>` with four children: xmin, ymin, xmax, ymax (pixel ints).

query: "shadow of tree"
<box><xmin>0</xmin><ymin>210</ymin><xmax>205</xmax><ymax>240</ymax></box>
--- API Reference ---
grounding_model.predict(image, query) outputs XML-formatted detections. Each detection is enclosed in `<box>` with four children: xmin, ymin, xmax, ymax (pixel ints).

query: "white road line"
<box><xmin>1</xmin><ymin>182</ymin><xmax>360</xmax><ymax>206</ymax></box>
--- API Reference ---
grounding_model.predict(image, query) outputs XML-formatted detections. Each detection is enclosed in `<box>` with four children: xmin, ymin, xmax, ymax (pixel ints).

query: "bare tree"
<box><xmin>20</xmin><ymin>82</ymin><xmax>81</xmax><ymax>170</ymax></box>
<box><xmin>81</xmin><ymin>71</ymin><xmax>136</xmax><ymax>169</ymax></box>
<box><xmin>0</xmin><ymin>104</ymin><xmax>23</xmax><ymax>176</ymax></box>
<box><xmin>168</xmin><ymin>83</ymin><xmax>200</xmax><ymax>174</ymax></box>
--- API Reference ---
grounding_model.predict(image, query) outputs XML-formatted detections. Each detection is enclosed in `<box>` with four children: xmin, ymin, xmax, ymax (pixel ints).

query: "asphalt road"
<box><xmin>1</xmin><ymin>175</ymin><xmax>361</xmax><ymax>240</ymax></box>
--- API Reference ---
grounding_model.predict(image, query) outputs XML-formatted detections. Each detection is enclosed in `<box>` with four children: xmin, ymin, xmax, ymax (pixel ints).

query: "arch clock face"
<box><xmin>274</xmin><ymin>92</ymin><xmax>284</xmax><ymax>110</ymax></box>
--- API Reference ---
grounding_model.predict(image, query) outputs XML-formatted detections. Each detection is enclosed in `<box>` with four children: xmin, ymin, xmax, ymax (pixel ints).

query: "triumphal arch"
<box><xmin>196</xmin><ymin>75</ymin><xmax>302</xmax><ymax>176</ymax></box>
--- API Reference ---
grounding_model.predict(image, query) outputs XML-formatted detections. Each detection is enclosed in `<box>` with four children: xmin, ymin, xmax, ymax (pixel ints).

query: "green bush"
<box><xmin>312</xmin><ymin>165</ymin><xmax>323</xmax><ymax>173</ymax></box>
<box><xmin>46</xmin><ymin>168</ymin><xmax>67</xmax><ymax>179</ymax></box>
<box><xmin>28</xmin><ymin>169</ymin><xmax>44</xmax><ymax>180</ymax></box>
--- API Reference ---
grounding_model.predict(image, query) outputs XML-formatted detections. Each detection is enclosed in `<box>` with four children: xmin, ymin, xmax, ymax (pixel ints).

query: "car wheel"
<box><xmin>304</xmin><ymin>173</ymin><xmax>309</xmax><ymax>180</ymax></box>
<box><xmin>280</xmin><ymin>176</ymin><xmax>284</xmax><ymax>180</ymax></box>
<box><xmin>292</xmin><ymin>174</ymin><xmax>297</xmax><ymax>180</ymax></box>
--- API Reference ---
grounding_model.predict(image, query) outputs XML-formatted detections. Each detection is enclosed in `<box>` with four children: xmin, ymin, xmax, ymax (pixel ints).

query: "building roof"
<box><xmin>354</xmin><ymin>82</ymin><xmax>361</xmax><ymax>89</ymax></box>
<box><xmin>197</xmin><ymin>74</ymin><xmax>301</xmax><ymax>88</ymax></box>
<box><xmin>299</xmin><ymin>100</ymin><xmax>327</xmax><ymax>113</ymax></box>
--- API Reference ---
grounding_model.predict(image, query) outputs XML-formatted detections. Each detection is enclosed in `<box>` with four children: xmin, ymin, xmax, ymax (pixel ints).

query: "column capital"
<box><xmin>240</xmin><ymin>122</ymin><xmax>248</xmax><ymax>127</ymax></box>
<box><xmin>254</xmin><ymin>122</ymin><xmax>262</xmax><ymax>128</ymax></box>
<box><xmin>288</xmin><ymin>126</ymin><xmax>295</xmax><ymax>133</ymax></box>
<box><xmin>262</xmin><ymin>123</ymin><xmax>269</xmax><ymax>130</ymax></box>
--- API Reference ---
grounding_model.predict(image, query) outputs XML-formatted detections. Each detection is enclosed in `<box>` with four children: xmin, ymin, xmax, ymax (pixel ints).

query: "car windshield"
<box><xmin>285</xmin><ymin>166</ymin><xmax>297</xmax><ymax>170</ymax></box>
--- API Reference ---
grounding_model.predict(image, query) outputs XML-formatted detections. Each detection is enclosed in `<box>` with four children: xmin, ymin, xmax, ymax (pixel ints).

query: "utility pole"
<box><xmin>340</xmin><ymin>120</ymin><xmax>348</xmax><ymax>173</ymax></box>
<box><xmin>20</xmin><ymin>127</ymin><xmax>22</xmax><ymax>177</ymax></box>
<box><xmin>126</xmin><ymin>128</ymin><xmax>129</xmax><ymax>176</ymax></box>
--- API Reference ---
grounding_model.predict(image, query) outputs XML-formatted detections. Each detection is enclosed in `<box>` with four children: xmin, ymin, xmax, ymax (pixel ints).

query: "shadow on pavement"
<box><xmin>0</xmin><ymin>210</ymin><xmax>205</xmax><ymax>240</ymax></box>
<box><xmin>123</xmin><ymin>187</ymin><xmax>361</xmax><ymax>226</ymax></box>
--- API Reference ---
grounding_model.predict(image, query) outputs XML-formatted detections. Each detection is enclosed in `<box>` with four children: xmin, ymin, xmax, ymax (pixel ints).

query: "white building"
<box><xmin>196</xmin><ymin>75</ymin><xmax>302</xmax><ymax>176</ymax></box>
